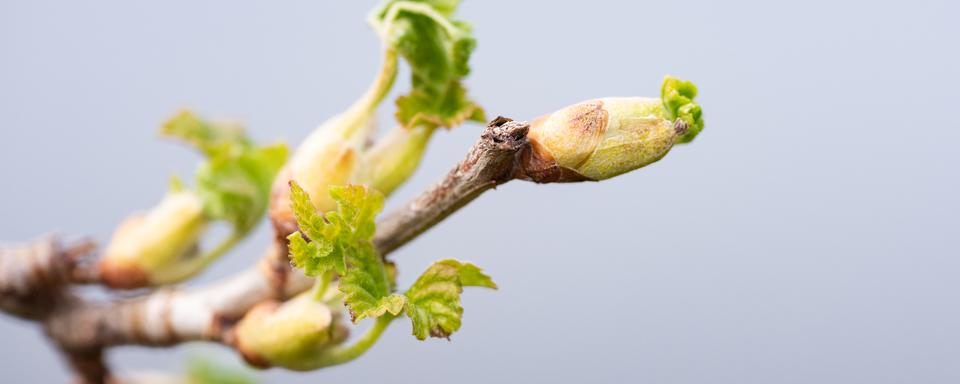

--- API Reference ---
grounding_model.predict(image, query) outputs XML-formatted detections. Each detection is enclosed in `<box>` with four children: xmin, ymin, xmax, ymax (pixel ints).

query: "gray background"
<box><xmin>2</xmin><ymin>0</ymin><xmax>958</xmax><ymax>383</ymax></box>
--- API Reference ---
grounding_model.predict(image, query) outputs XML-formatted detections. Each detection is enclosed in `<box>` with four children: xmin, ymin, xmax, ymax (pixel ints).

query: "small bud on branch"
<box><xmin>518</xmin><ymin>76</ymin><xmax>704</xmax><ymax>183</ymax></box>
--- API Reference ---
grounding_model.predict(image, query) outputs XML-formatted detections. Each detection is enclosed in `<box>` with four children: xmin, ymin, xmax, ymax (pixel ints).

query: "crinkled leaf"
<box><xmin>287</xmin><ymin>182</ymin><xmax>385</xmax><ymax>279</ymax></box>
<box><xmin>338</xmin><ymin>242</ymin><xmax>402</xmax><ymax>322</ymax></box>
<box><xmin>325</xmin><ymin>185</ymin><xmax>384</xmax><ymax>243</ymax></box>
<box><xmin>195</xmin><ymin>143</ymin><xmax>287</xmax><ymax>233</ymax></box>
<box><xmin>661</xmin><ymin>76</ymin><xmax>704</xmax><ymax>143</ymax></box>
<box><xmin>287</xmin><ymin>182</ymin><xmax>396</xmax><ymax>322</ymax></box>
<box><xmin>373</xmin><ymin>0</ymin><xmax>485</xmax><ymax>128</ymax></box>
<box><xmin>395</xmin><ymin>81</ymin><xmax>485</xmax><ymax>129</ymax></box>
<box><xmin>287</xmin><ymin>231</ymin><xmax>340</xmax><ymax>277</ymax></box>
<box><xmin>162</xmin><ymin>110</ymin><xmax>288</xmax><ymax>234</ymax></box>
<box><xmin>288</xmin><ymin>181</ymin><xmax>329</xmax><ymax>243</ymax></box>
<box><xmin>404</xmin><ymin>259</ymin><xmax>496</xmax><ymax>340</ymax></box>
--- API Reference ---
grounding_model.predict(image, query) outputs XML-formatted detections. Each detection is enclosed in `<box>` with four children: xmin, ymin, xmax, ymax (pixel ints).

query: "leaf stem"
<box><xmin>153</xmin><ymin>232</ymin><xmax>244</xmax><ymax>283</ymax></box>
<box><xmin>348</xmin><ymin>48</ymin><xmax>398</xmax><ymax>125</ymax></box>
<box><xmin>307</xmin><ymin>314</ymin><xmax>395</xmax><ymax>369</ymax></box>
<box><xmin>312</xmin><ymin>272</ymin><xmax>331</xmax><ymax>301</ymax></box>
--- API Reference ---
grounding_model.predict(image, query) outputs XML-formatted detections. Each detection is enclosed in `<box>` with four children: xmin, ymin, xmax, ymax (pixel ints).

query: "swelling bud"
<box><xmin>519</xmin><ymin>76</ymin><xmax>703</xmax><ymax>182</ymax></box>
<box><xmin>99</xmin><ymin>191</ymin><xmax>206</xmax><ymax>288</ymax></box>
<box><xmin>353</xmin><ymin>125</ymin><xmax>435</xmax><ymax>196</ymax></box>
<box><xmin>234</xmin><ymin>293</ymin><xmax>348</xmax><ymax>370</ymax></box>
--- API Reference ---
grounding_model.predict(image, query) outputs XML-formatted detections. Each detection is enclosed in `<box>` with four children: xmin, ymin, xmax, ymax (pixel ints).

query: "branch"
<box><xmin>0</xmin><ymin>236</ymin><xmax>94</xmax><ymax>320</ymax></box>
<box><xmin>1</xmin><ymin>116</ymin><xmax>539</xmax><ymax>379</ymax></box>
<box><xmin>44</xmin><ymin>243</ymin><xmax>313</xmax><ymax>347</ymax></box>
<box><xmin>373</xmin><ymin>117</ymin><xmax>531</xmax><ymax>254</ymax></box>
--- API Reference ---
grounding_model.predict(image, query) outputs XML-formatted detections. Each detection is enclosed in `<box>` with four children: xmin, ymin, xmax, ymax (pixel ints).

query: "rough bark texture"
<box><xmin>373</xmin><ymin>117</ymin><xmax>530</xmax><ymax>254</ymax></box>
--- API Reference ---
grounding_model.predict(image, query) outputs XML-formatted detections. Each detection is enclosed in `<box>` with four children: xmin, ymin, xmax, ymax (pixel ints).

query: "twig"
<box><xmin>373</xmin><ymin>117</ymin><xmax>530</xmax><ymax>254</ymax></box>
<box><xmin>0</xmin><ymin>116</ymin><xmax>537</xmax><ymax>380</ymax></box>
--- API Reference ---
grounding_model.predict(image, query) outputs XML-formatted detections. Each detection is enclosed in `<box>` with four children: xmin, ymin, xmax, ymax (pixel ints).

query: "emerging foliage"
<box><xmin>286</xmin><ymin>182</ymin><xmax>495</xmax><ymax>341</ymax></box>
<box><xmin>661</xmin><ymin>76</ymin><xmax>704</xmax><ymax>143</ymax></box>
<box><xmin>371</xmin><ymin>0</ymin><xmax>485</xmax><ymax>128</ymax></box>
<box><xmin>287</xmin><ymin>182</ymin><xmax>385</xmax><ymax>281</ymax></box>
<box><xmin>162</xmin><ymin>110</ymin><xmax>288</xmax><ymax>234</ymax></box>
<box><xmin>404</xmin><ymin>259</ymin><xmax>496</xmax><ymax>340</ymax></box>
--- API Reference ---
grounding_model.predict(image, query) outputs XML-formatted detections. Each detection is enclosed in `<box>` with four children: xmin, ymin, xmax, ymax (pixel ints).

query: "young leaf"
<box><xmin>287</xmin><ymin>231</ymin><xmax>340</xmax><ymax>278</ymax></box>
<box><xmin>325</xmin><ymin>185</ymin><xmax>384</xmax><ymax>243</ymax></box>
<box><xmin>287</xmin><ymin>181</ymin><xmax>345</xmax><ymax>276</ymax></box>
<box><xmin>162</xmin><ymin>110</ymin><xmax>288</xmax><ymax>234</ymax></box>
<box><xmin>372</xmin><ymin>0</ymin><xmax>485</xmax><ymax>128</ymax></box>
<box><xmin>288</xmin><ymin>181</ymin><xmax>330</xmax><ymax>243</ymax></box>
<box><xmin>287</xmin><ymin>182</ymin><xmax>397</xmax><ymax>322</ymax></box>
<box><xmin>338</xmin><ymin>242</ymin><xmax>404</xmax><ymax>322</ymax></box>
<box><xmin>161</xmin><ymin>110</ymin><xmax>250</xmax><ymax>157</ymax></box>
<box><xmin>404</xmin><ymin>259</ymin><xmax>496</xmax><ymax>340</ymax></box>
<box><xmin>195</xmin><ymin>143</ymin><xmax>288</xmax><ymax>233</ymax></box>
<box><xmin>661</xmin><ymin>75</ymin><xmax>704</xmax><ymax>143</ymax></box>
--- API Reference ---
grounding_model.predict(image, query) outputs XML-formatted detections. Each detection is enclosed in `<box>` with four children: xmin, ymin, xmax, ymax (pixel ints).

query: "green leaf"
<box><xmin>161</xmin><ymin>110</ymin><xmax>250</xmax><ymax>157</ymax></box>
<box><xmin>287</xmin><ymin>182</ymin><xmax>397</xmax><ymax>322</ymax></box>
<box><xmin>286</xmin><ymin>183</ymin><xmax>384</xmax><ymax>279</ymax></box>
<box><xmin>661</xmin><ymin>76</ymin><xmax>704</xmax><ymax>143</ymax></box>
<box><xmin>404</xmin><ymin>259</ymin><xmax>496</xmax><ymax>340</ymax></box>
<box><xmin>338</xmin><ymin>242</ymin><xmax>403</xmax><ymax>322</ymax></box>
<box><xmin>288</xmin><ymin>181</ymin><xmax>346</xmax><ymax>276</ymax></box>
<box><xmin>455</xmin><ymin>262</ymin><xmax>498</xmax><ymax>289</ymax></box>
<box><xmin>162</xmin><ymin>110</ymin><xmax>288</xmax><ymax>234</ymax></box>
<box><xmin>195</xmin><ymin>143</ymin><xmax>288</xmax><ymax>233</ymax></box>
<box><xmin>287</xmin><ymin>231</ymin><xmax>340</xmax><ymax>278</ymax></box>
<box><xmin>324</xmin><ymin>185</ymin><xmax>384</xmax><ymax>242</ymax></box>
<box><xmin>326</xmin><ymin>186</ymin><xmax>391</xmax><ymax>322</ymax></box>
<box><xmin>289</xmin><ymin>181</ymin><xmax>329</xmax><ymax>243</ymax></box>
<box><xmin>372</xmin><ymin>0</ymin><xmax>485</xmax><ymax>128</ymax></box>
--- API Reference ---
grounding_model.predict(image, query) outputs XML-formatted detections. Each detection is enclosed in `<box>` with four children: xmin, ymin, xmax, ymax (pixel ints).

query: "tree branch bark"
<box><xmin>373</xmin><ymin>117</ymin><xmax>530</xmax><ymax>254</ymax></box>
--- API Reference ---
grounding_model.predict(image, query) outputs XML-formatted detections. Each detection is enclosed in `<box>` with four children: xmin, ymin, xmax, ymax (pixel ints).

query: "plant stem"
<box><xmin>346</xmin><ymin>48</ymin><xmax>398</xmax><ymax>129</ymax></box>
<box><xmin>153</xmin><ymin>232</ymin><xmax>244</xmax><ymax>283</ymax></box>
<box><xmin>373</xmin><ymin>117</ymin><xmax>531</xmax><ymax>254</ymax></box>
<box><xmin>312</xmin><ymin>272</ymin><xmax>331</xmax><ymax>301</ymax></box>
<box><xmin>307</xmin><ymin>315</ymin><xmax>395</xmax><ymax>369</ymax></box>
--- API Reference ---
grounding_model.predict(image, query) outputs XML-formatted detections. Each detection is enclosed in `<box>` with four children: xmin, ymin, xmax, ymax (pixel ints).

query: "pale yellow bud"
<box><xmin>522</xmin><ymin>97</ymin><xmax>685</xmax><ymax>182</ymax></box>
<box><xmin>234</xmin><ymin>293</ymin><xmax>348</xmax><ymax>370</ymax></box>
<box><xmin>99</xmin><ymin>191</ymin><xmax>206</xmax><ymax>288</ymax></box>
<box><xmin>269</xmin><ymin>108</ymin><xmax>376</xmax><ymax>227</ymax></box>
<box><xmin>353</xmin><ymin>125</ymin><xmax>434</xmax><ymax>196</ymax></box>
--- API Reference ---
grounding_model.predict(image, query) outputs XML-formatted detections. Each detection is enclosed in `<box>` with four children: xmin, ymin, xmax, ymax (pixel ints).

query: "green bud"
<box><xmin>661</xmin><ymin>75</ymin><xmax>704</xmax><ymax>143</ymax></box>
<box><xmin>276</xmin><ymin>107</ymin><xmax>375</xmax><ymax>223</ymax></box>
<box><xmin>234</xmin><ymin>293</ymin><xmax>348</xmax><ymax>370</ymax></box>
<box><xmin>354</xmin><ymin>125</ymin><xmax>435</xmax><ymax>196</ymax></box>
<box><xmin>99</xmin><ymin>191</ymin><xmax>207</xmax><ymax>288</ymax></box>
<box><xmin>521</xmin><ymin>77</ymin><xmax>703</xmax><ymax>182</ymax></box>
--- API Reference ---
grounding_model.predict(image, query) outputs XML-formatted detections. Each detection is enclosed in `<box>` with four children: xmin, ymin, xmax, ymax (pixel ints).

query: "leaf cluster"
<box><xmin>287</xmin><ymin>181</ymin><xmax>496</xmax><ymax>340</ymax></box>
<box><xmin>372</xmin><ymin>0</ymin><xmax>486</xmax><ymax>129</ymax></box>
<box><xmin>162</xmin><ymin>110</ymin><xmax>288</xmax><ymax>234</ymax></box>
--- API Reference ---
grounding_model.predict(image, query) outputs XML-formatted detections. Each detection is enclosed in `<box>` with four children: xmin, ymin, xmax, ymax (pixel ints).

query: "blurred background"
<box><xmin>2</xmin><ymin>0</ymin><xmax>958</xmax><ymax>382</ymax></box>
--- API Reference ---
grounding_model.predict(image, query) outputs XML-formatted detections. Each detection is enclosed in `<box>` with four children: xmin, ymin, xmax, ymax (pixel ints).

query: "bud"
<box><xmin>520</xmin><ymin>76</ymin><xmax>703</xmax><ymax>182</ymax></box>
<box><xmin>234</xmin><ymin>293</ymin><xmax>348</xmax><ymax>370</ymax></box>
<box><xmin>99</xmin><ymin>191</ymin><xmax>206</xmax><ymax>288</ymax></box>
<box><xmin>270</xmin><ymin>100</ymin><xmax>379</xmax><ymax>227</ymax></box>
<box><xmin>354</xmin><ymin>125</ymin><xmax>435</xmax><ymax>196</ymax></box>
<box><xmin>661</xmin><ymin>75</ymin><xmax>704</xmax><ymax>143</ymax></box>
<box><xmin>288</xmin><ymin>109</ymin><xmax>374</xmax><ymax>211</ymax></box>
